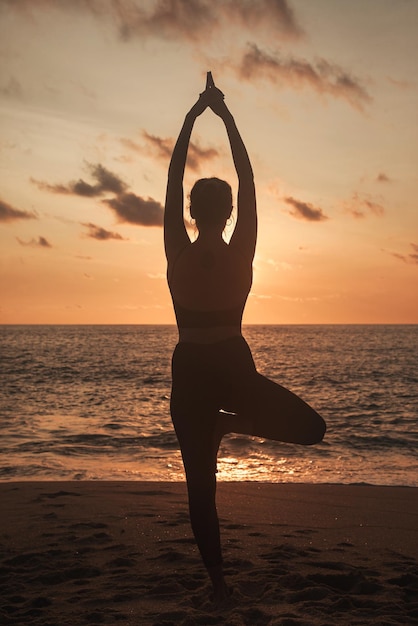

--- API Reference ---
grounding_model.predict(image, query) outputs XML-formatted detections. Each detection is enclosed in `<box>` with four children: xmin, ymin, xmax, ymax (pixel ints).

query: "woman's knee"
<box><xmin>302</xmin><ymin>412</ymin><xmax>326</xmax><ymax>445</ymax></box>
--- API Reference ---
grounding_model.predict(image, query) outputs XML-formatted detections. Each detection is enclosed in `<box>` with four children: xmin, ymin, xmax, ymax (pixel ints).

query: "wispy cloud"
<box><xmin>147</xmin><ymin>272</ymin><xmax>166</xmax><ymax>280</ymax></box>
<box><xmin>16</xmin><ymin>235</ymin><xmax>52</xmax><ymax>248</ymax></box>
<box><xmin>119</xmin><ymin>137</ymin><xmax>143</xmax><ymax>154</ymax></box>
<box><xmin>141</xmin><ymin>131</ymin><xmax>173</xmax><ymax>161</ymax></box>
<box><xmin>0</xmin><ymin>198</ymin><xmax>36</xmax><ymax>222</ymax></box>
<box><xmin>376</xmin><ymin>172</ymin><xmax>392</xmax><ymax>183</ymax></box>
<box><xmin>386</xmin><ymin>243</ymin><xmax>418</xmax><ymax>265</ymax></box>
<box><xmin>81</xmin><ymin>222</ymin><xmax>127</xmax><ymax>241</ymax></box>
<box><xmin>3</xmin><ymin>0</ymin><xmax>303</xmax><ymax>42</ymax></box>
<box><xmin>344</xmin><ymin>193</ymin><xmax>385</xmax><ymax>219</ymax></box>
<box><xmin>284</xmin><ymin>196</ymin><xmax>328</xmax><ymax>222</ymax></box>
<box><xmin>4</xmin><ymin>1</ymin><xmax>373</xmax><ymax>114</ymax></box>
<box><xmin>237</xmin><ymin>43</ymin><xmax>371</xmax><ymax>111</ymax></box>
<box><xmin>121</xmin><ymin>131</ymin><xmax>219</xmax><ymax>171</ymax></box>
<box><xmin>226</xmin><ymin>0</ymin><xmax>303</xmax><ymax>39</ymax></box>
<box><xmin>0</xmin><ymin>76</ymin><xmax>24</xmax><ymax>99</ymax></box>
<box><xmin>103</xmin><ymin>193</ymin><xmax>163</xmax><ymax>227</ymax></box>
<box><xmin>32</xmin><ymin>163</ymin><xmax>127</xmax><ymax>197</ymax></box>
<box><xmin>115</xmin><ymin>0</ymin><xmax>217</xmax><ymax>42</ymax></box>
<box><xmin>249</xmin><ymin>293</ymin><xmax>272</xmax><ymax>300</ymax></box>
<box><xmin>408</xmin><ymin>243</ymin><xmax>418</xmax><ymax>262</ymax></box>
<box><xmin>386</xmin><ymin>76</ymin><xmax>413</xmax><ymax>90</ymax></box>
<box><xmin>33</xmin><ymin>161</ymin><xmax>163</xmax><ymax>227</ymax></box>
<box><xmin>187</xmin><ymin>140</ymin><xmax>219</xmax><ymax>171</ymax></box>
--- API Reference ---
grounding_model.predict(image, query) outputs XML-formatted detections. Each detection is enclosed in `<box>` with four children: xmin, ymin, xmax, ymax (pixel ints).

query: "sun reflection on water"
<box><xmin>215</xmin><ymin>453</ymin><xmax>319</xmax><ymax>482</ymax></box>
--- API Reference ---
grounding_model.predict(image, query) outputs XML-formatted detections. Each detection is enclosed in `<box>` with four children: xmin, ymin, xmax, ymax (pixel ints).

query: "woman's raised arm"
<box><xmin>164</xmin><ymin>93</ymin><xmax>209</xmax><ymax>264</ymax></box>
<box><xmin>209</xmin><ymin>86</ymin><xmax>257</xmax><ymax>261</ymax></box>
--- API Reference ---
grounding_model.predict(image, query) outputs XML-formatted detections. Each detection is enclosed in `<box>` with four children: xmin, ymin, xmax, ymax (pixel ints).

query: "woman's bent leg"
<box><xmin>224</xmin><ymin>372</ymin><xmax>326</xmax><ymax>445</ymax></box>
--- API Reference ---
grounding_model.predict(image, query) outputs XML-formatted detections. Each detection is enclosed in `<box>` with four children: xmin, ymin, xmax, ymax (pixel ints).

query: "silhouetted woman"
<box><xmin>164</xmin><ymin>74</ymin><xmax>326</xmax><ymax>604</ymax></box>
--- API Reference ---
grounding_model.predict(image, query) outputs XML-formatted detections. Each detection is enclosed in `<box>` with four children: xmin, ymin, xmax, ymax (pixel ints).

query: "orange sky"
<box><xmin>1</xmin><ymin>1</ymin><xmax>417</xmax><ymax>324</ymax></box>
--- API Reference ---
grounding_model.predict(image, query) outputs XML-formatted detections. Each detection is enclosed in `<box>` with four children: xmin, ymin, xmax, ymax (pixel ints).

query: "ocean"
<box><xmin>0</xmin><ymin>325</ymin><xmax>417</xmax><ymax>486</ymax></box>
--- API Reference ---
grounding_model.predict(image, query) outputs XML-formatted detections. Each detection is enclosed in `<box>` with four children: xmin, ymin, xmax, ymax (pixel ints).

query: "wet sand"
<box><xmin>1</xmin><ymin>482</ymin><xmax>417</xmax><ymax>625</ymax></box>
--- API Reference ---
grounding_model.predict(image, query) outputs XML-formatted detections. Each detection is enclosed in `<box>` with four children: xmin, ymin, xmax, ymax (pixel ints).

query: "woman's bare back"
<box><xmin>169</xmin><ymin>240</ymin><xmax>252</xmax><ymax>312</ymax></box>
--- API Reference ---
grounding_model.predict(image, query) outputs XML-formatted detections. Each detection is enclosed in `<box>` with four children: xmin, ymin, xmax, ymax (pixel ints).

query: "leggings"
<box><xmin>170</xmin><ymin>335</ymin><xmax>325</xmax><ymax>568</ymax></box>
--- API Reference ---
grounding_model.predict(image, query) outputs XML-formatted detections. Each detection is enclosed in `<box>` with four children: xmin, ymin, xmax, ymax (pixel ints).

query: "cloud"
<box><xmin>81</xmin><ymin>222</ymin><xmax>127</xmax><ymax>241</ymax></box>
<box><xmin>386</xmin><ymin>243</ymin><xmax>418</xmax><ymax>265</ymax></box>
<box><xmin>116</xmin><ymin>0</ymin><xmax>216</xmax><ymax>42</ymax></box>
<box><xmin>361</xmin><ymin>199</ymin><xmax>384</xmax><ymax>217</ymax></box>
<box><xmin>1</xmin><ymin>0</ymin><xmax>303</xmax><ymax>43</ymax></box>
<box><xmin>238</xmin><ymin>43</ymin><xmax>371</xmax><ymax>110</ymax></box>
<box><xmin>119</xmin><ymin>137</ymin><xmax>143</xmax><ymax>154</ymax></box>
<box><xmin>147</xmin><ymin>272</ymin><xmax>166</xmax><ymax>279</ymax></box>
<box><xmin>344</xmin><ymin>193</ymin><xmax>385</xmax><ymax>219</ymax></box>
<box><xmin>187</xmin><ymin>140</ymin><xmax>219</xmax><ymax>170</ymax></box>
<box><xmin>249</xmin><ymin>293</ymin><xmax>272</xmax><ymax>300</ymax></box>
<box><xmin>32</xmin><ymin>180</ymin><xmax>71</xmax><ymax>195</ymax></box>
<box><xmin>284</xmin><ymin>196</ymin><xmax>328</xmax><ymax>222</ymax></box>
<box><xmin>32</xmin><ymin>163</ymin><xmax>127</xmax><ymax>197</ymax></box>
<box><xmin>34</xmin><ymin>160</ymin><xmax>164</xmax><ymax>227</ymax></box>
<box><xmin>138</xmin><ymin>131</ymin><xmax>219</xmax><ymax>171</ymax></box>
<box><xmin>16</xmin><ymin>235</ymin><xmax>52</xmax><ymax>248</ymax></box>
<box><xmin>103</xmin><ymin>193</ymin><xmax>163</xmax><ymax>227</ymax></box>
<box><xmin>376</xmin><ymin>172</ymin><xmax>391</xmax><ymax>183</ymax></box>
<box><xmin>88</xmin><ymin>163</ymin><xmax>127</xmax><ymax>194</ymax></box>
<box><xmin>224</xmin><ymin>0</ymin><xmax>303</xmax><ymax>39</ymax></box>
<box><xmin>387</xmin><ymin>76</ymin><xmax>413</xmax><ymax>90</ymax></box>
<box><xmin>0</xmin><ymin>198</ymin><xmax>36</xmax><ymax>222</ymax></box>
<box><xmin>141</xmin><ymin>131</ymin><xmax>173</xmax><ymax>161</ymax></box>
<box><xmin>0</xmin><ymin>76</ymin><xmax>24</xmax><ymax>99</ymax></box>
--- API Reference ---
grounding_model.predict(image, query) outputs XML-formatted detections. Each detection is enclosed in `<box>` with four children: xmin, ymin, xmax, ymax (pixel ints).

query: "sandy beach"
<box><xmin>1</xmin><ymin>482</ymin><xmax>417</xmax><ymax>625</ymax></box>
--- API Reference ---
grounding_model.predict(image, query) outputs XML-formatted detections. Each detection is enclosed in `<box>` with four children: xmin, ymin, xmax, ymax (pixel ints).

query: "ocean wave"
<box><xmin>1</xmin><ymin>324</ymin><xmax>417</xmax><ymax>484</ymax></box>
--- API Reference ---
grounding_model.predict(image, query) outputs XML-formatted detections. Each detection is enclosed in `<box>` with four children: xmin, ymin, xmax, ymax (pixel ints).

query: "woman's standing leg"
<box><xmin>172</xmin><ymin>409</ymin><xmax>222</xmax><ymax>565</ymax></box>
<box><xmin>171</xmin><ymin>405</ymin><xmax>229</xmax><ymax>603</ymax></box>
<box><xmin>170</xmin><ymin>344</ymin><xmax>229</xmax><ymax>603</ymax></box>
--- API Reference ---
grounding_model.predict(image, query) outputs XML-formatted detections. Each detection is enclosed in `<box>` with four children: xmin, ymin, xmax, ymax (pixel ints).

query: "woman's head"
<box><xmin>189</xmin><ymin>178</ymin><xmax>232</xmax><ymax>230</ymax></box>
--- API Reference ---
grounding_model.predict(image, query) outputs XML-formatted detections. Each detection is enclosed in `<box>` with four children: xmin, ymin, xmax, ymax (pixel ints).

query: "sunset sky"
<box><xmin>1</xmin><ymin>0</ymin><xmax>417</xmax><ymax>324</ymax></box>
